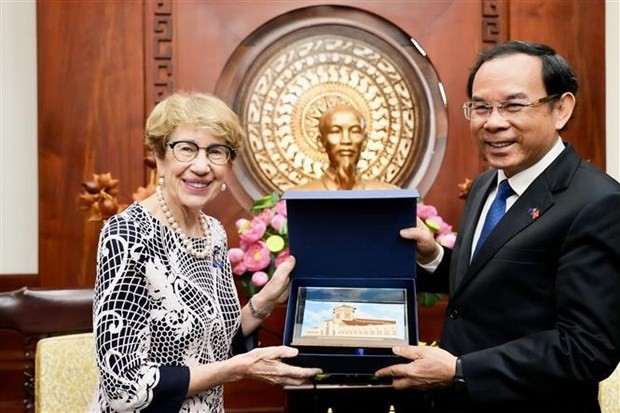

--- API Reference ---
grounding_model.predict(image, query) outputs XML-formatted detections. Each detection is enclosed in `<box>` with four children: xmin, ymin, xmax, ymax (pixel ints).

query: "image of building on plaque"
<box><xmin>304</xmin><ymin>304</ymin><xmax>400</xmax><ymax>339</ymax></box>
<box><xmin>292</xmin><ymin>287</ymin><xmax>409</xmax><ymax>348</ymax></box>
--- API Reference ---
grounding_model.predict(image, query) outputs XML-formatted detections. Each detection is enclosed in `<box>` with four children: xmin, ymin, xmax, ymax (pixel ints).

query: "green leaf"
<box><xmin>250</xmin><ymin>191</ymin><xmax>281</xmax><ymax>214</ymax></box>
<box><xmin>241</xmin><ymin>277</ymin><xmax>258</xmax><ymax>298</ymax></box>
<box><xmin>278</xmin><ymin>222</ymin><xmax>288</xmax><ymax>236</ymax></box>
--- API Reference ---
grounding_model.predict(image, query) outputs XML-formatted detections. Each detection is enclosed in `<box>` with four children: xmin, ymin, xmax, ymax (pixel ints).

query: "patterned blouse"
<box><xmin>91</xmin><ymin>203</ymin><xmax>242</xmax><ymax>412</ymax></box>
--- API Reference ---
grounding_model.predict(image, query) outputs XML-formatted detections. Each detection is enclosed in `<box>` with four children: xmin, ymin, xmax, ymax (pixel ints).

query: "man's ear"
<box><xmin>555</xmin><ymin>92</ymin><xmax>576</xmax><ymax>130</ymax></box>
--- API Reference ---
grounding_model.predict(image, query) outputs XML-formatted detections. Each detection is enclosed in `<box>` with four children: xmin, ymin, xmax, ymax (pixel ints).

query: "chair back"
<box><xmin>600</xmin><ymin>363</ymin><xmax>620</xmax><ymax>413</ymax></box>
<box><xmin>35</xmin><ymin>332</ymin><xmax>98</xmax><ymax>413</ymax></box>
<box><xmin>0</xmin><ymin>287</ymin><xmax>94</xmax><ymax>412</ymax></box>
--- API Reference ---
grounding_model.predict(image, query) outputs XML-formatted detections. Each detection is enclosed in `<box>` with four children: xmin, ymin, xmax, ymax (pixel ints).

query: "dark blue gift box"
<box><xmin>282</xmin><ymin>189</ymin><xmax>419</xmax><ymax>375</ymax></box>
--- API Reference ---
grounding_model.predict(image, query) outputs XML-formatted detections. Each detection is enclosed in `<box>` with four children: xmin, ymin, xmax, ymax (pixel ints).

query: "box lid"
<box><xmin>283</xmin><ymin>189</ymin><xmax>418</xmax><ymax>278</ymax></box>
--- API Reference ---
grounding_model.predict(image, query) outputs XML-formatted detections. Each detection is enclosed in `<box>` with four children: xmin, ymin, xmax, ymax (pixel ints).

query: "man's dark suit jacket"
<box><xmin>417</xmin><ymin>144</ymin><xmax>620</xmax><ymax>413</ymax></box>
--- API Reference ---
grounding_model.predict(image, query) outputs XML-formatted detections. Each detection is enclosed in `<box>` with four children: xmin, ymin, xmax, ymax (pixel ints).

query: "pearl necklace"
<box><xmin>156</xmin><ymin>184</ymin><xmax>211</xmax><ymax>259</ymax></box>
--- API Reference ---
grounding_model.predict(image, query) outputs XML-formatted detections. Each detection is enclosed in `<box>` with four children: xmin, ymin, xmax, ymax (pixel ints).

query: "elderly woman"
<box><xmin>92</xmin><ymin>92</ymin><xmax>321</xmax><ymax>412</ymax></box>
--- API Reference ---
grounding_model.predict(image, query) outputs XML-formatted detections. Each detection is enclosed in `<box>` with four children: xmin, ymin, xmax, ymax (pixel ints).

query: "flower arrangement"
<box><xmin>416</xmin><ymin>201</ymin><xmax>457</xmax><ymax>306</ymax></box>
<box><xmin>227</xmin><ymin>192</ymin><xmax>290</xmax><ymax>298</ymax></box>
<box><xmin>417</xmin><ymin>202</ymin><xmax>457</xmax><ymax>250</ymax></box>
<box><xmin>227</xmin><ymin>191</ymin><xmax>458</xmax><ymax>306</ymax></box>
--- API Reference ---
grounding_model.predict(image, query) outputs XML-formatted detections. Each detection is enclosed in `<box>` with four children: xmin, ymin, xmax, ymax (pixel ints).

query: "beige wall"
<box><xmin>0</xmin><ymin>0</ymin><xmax>38</xmax><ymax>273</ymax></box>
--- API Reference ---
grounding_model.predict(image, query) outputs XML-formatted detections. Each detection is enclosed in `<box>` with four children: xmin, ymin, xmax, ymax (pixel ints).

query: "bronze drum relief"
<box><xmin>216</xmin><ymin>6</ymin><xmax>447</xmax><ymax>207</ymax></box>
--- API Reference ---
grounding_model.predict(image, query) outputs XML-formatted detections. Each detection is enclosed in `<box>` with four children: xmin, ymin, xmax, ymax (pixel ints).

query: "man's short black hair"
<box><xmin>466</xmin><ymin>41</ymin><xmax>578</xmax><ymax>99</ymax></box>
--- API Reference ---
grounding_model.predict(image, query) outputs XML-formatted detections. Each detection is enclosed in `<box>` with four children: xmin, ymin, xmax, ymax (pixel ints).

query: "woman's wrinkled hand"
<box><xmin>239</xmin><ymin>345</ymin><xmax>322</xmax><ymax>386</ymax></box>
<box><xmin>257</xmin><ymin>256</ymin><xmax>295</xmax><ymax>305</ymax></box>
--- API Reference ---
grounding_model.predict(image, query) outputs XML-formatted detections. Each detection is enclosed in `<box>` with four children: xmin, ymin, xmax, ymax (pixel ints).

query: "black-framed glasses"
<box><xmin>168</xmin><ymin>141</ymin><xmax>235</xmax><ymax>165</ymax></box>
<box><xmin>462</xmin><ymin>94</ymin><xmax>561</xmax><ymax>121</ymax></box>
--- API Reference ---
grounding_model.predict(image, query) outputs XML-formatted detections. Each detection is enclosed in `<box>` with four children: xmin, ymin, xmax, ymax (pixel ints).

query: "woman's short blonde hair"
<box><xmin>145</xmin><ymin>91</ymin><xmax>245</xmax><ymax>160</ymax></box>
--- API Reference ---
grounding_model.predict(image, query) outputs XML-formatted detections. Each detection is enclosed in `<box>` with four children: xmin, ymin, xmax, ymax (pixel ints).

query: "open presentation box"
<box><xmin>282</xmin><ymin>189</ymin><xmax>419</xmax><ymax>376</ymax></box>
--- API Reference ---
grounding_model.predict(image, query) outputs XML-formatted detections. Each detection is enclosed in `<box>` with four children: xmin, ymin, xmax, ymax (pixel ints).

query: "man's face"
<box><xmin>469</xmin><ymin>53</ymin><xmax>570</xmax><ymax>177</ymax></box>
<box><xmin>320</xmin><ymin>108</ymin><xmax>366</xmax><ymax>171</ymax></box>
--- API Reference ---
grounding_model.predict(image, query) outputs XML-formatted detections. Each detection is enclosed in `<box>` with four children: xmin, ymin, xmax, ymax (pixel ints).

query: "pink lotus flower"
<box><xmin>416</xmin><ymin>199</ymin><xmax>458</xmax><ymax>307</ymax></box>
<box><xmin>239</xmin><ymin>218</ymin><xmax>267</xmax><ymax>243</ymax></box>
<box><xmin>274</xmin><ymin>200</ymin><xmax>287</xmax><ymax>217</ymax></box>
<box><xmin>228</xmin><ymin>247</ymin><xmax>244</xmax><ymax>263</ymax></box>
<box><xmin>228</xmin><ymin>191</ymin><xmax>289</xmax><ymax>298</ymax></box>
<box><xmin>251</xmin><ymin>271</ymin><xmax>269</xmax><ymax>287</ymax></box>
<box><xmin>256</xmin><ymin>208</ymin><xmax>275</xmax><ymax>225</ymax></box>
<box><xmin>436</xmin><ymin>232</ymin><xmax>457</xmax><ymax>249</ymax></box>
<box><xmin>275</xmin><ymin>248</ymin><xmax>290</xmax><ymax>267</ymax></box>
<box><xmin>232</xmin><ymin>261</ymin><xmax>248</xmax><ymax>276</ymax></box>
<box><xmin>235</xmin><ymin>218</ymin><xmax>250</xmax><ymax>230</ymax></box>
<box><xmin>271</xmin><ymin>214</ymin><xmax>287</xmax><ymax>232</ymax></box>
<box><xmin>417</xmin><ymin>203</ymin><xmax>438</xmax><ymax>220</ymax></box>
<box><xmin>243</xmin><ymin>241</ymin><xmax>271</xmax><ymax>272</ymax></box>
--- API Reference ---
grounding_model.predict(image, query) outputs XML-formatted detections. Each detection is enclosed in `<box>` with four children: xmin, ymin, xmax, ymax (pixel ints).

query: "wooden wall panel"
<box><xmin>509</xmin><ymin>0</ymin><xmax>606</xmax><ymax>167</ymax></box>
<box><xmin>36</xmin><ymin>0</ymin><xmax>146</xmax><ymax>288</ymax></box>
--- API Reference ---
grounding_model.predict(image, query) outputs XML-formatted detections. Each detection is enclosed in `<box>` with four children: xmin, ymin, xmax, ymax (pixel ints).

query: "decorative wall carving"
<box><xmin>147</xmin><ymin>0</ymin><xmax>174</xmax><ymax>108</ymax></box>
<box><xmin>240</xmin><ymin>30</ymin><xmax>418</xmax><ymax>192</ymax></box>
<box><xmin>482</xmin><ymin>0</ymin><xmax>505</xmax><ymax>46</ymax></box>
<box><xmin>216</xmin><ymin>5</ymin><xmax>448</xmax><ymax>204</ymax></box>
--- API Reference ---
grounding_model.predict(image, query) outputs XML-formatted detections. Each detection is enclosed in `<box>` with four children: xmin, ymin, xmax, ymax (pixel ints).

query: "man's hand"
<box><xmin>375</xmin><ymin>345</ymin><xmax>457</xmax><ymax>390</ymax></box>
<box><xmin>400</xmin><ymin>217</ymin><xmax>441</xmax><ymax>264</ymax></box>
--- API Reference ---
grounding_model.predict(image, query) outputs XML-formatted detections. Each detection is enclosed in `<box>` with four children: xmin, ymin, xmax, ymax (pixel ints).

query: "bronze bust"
<box><xmin>291</xmin><ymin>104</ymin><xmax>397</xmax><ymax>191</ymax></box>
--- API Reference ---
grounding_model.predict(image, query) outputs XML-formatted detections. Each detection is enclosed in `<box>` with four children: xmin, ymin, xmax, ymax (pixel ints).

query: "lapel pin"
<box><xmin>528</xmin><ymin>208</ymin><xmax>540</xmax><ymax>220</ymax></box>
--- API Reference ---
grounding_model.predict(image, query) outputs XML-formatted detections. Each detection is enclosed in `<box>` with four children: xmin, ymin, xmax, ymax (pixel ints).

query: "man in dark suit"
<box><xmin>376</xmin><ymin>41</ymin><xmax>620</xmax><ymax>412</ymax></box>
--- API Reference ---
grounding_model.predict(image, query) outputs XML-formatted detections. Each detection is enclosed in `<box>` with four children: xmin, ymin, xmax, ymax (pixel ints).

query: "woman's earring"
<box><xmin>158</xmin><ymin>176</ymin><xmax>164</xmax><ymax>186</ymax></box>
<box><xmin>220</xmin><ymin>183</ymin><xmax>227</xmax><ymax>192</ymax></box>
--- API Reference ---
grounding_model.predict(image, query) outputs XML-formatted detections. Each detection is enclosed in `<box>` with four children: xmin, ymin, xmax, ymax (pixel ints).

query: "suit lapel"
<box><xmin>451</xmin><ymin>171</ymin><xmax>496</xmax><ymax>291</ymax></box>
<box><xmin>464</xmin><ymin>184</ymin><xmax>554</xmax><ymax>282</ymax></box>
<box><xmin>451</xmin><ymin>144</ymin><xmax>581</xmax><ymax>298</ymax></box>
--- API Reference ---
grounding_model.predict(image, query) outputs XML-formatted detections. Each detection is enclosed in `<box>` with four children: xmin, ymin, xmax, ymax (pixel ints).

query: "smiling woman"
<box><xmin>89</xmin><ymin>91</ymin><xmax>322</xmax><ymax>413</ymax></box>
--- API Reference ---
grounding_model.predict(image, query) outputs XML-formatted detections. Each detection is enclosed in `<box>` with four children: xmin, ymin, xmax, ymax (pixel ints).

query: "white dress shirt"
<box><xmin>420</xmin><ymin>137</ymin><xmax>566</xmax><ymax>270</ymax></box>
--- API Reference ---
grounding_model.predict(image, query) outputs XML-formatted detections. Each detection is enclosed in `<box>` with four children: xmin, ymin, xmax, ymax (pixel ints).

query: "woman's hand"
<box><xmin>236</xmin><ymin>346</ymin><xmax>322</xmax><ymax>386</ymax></box>
<box><xmin>255</xmin><ymin>256</ymin><xmax>296</xmax><ymax>307</ymax></box>
<box><xmin>241</xmin><ymin>256</ymin><xmax>295</xmax><ymax>334</ymax></box>
<box><xmin>186</xmin><ymin>345</ymin><xmax>322</xmax><ymax>396</ymax></box>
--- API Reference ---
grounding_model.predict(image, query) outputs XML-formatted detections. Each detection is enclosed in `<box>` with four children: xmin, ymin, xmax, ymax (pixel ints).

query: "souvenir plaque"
<box><xmin>282</xmin><ymin>189</ymin><xmax>419</xmax><ymax>375</ymax></box>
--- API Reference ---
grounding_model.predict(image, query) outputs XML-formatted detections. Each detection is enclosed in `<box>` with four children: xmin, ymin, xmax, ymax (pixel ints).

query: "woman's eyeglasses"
<box><xmin>168</xmin><ymin>141</ymin><xmax>235</xmax><ymax>165</ymax></box>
